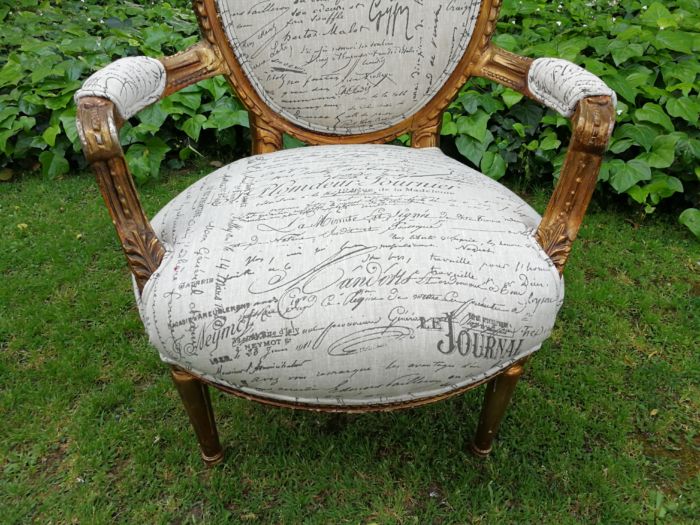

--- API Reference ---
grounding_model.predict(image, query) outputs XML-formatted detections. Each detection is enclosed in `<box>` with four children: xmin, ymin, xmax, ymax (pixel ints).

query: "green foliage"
<box><xmin>443</xmin><ymin>0</ymin><xmax>700</xmax><ymax>237</ymax></box>
<box><xmin>0</xmin><ymin>0</ymin><xmax>247</xmax><ymax>183</ymax></box>
<box><xmin>1</xmin><ymin>0</ymin><xmax>699</xmax><ymax>237</ymax></box>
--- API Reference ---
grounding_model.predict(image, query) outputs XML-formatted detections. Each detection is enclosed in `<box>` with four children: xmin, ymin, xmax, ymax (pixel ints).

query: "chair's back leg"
<box><xmin>170</xmin><ymin>367</ymin><xmax>224</xmax><ymax>466</ymax></box>
<box><xmin>471</xmin><ymin>359</ymin><xmax>528</xmax><ymax>456</ymax></box>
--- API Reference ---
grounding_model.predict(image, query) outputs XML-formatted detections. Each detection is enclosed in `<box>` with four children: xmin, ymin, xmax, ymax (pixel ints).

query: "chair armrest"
<box><xmin>527</xmin><ymin>58</ymin><xmax>617</xmax><ymax>118</ymax></box>
<box><xmin>76</xmin><ymin>42</ymin><xmax>228</xmax><ymax>290</ymax></box>
<box><xmin>472</xmin><ymin>46</ymin><xmax>616</xmax><ymax>273</ymax></box>
<box><xmin>75</xmin><ymin>56</ymin><xmax>166</xmax><ymax>121</ymax></box>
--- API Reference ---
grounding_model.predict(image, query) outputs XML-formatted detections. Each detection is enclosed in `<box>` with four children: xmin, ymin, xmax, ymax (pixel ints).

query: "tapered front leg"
<box><xmin>471</xmin><ymin>360</ymin><xmax>527</xmax><ymax>457</ymax></box>
<box><xmin>170</xmin><ymin>367</ymin><xmax>224</xmax><ymax>466</ymax></box>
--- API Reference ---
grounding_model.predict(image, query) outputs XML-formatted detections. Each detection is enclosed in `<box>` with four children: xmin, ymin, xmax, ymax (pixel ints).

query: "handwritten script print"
<box><xmin>75</xmin><ymin>56</ymin><xmax>166</xmax><ymax>120</ymax></box>
<box><xmin>216</xmin><ymin>0</ymin><xmax>482</xmax><ymax>134</ymax></box>
<box><xmin>528</xmin><ymin>58</ymin><xmax>617</xmax><ymax>117</ymax></box>
<box><xmin>137</xmin><ymin>145</ymin><xmax>564</xmax><ymax>406</ymax></box>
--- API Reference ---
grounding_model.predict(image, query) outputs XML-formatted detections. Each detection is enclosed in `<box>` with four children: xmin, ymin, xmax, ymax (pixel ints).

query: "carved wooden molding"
<box><xmin>473</xmin><ymin>0</ymin><xmax>504</xmax><ymax>58</ymax></box>
<box><xmin>76</xmin><ymin>97</ymin><xmax>166</xmax><ymax>291</ymax></box>
<box><xmin>412</xmin><ymin>116</ymin><xmax>442</xmax><ymax>149</ymax></box>
<box><xmin>250</xmin><ymin>115</ymin><xmax>283</xmax><ymax>155</ymax></box>
<box><xmin>536</xmin><ymin>96</ymin><xmax>615</xmax><ymax>272</ymax></box>
<box><xmin>192</xmin><ymin>0</ymin><xmax>220</xmax><ymax>50</ymax></box>
<box><xmin>473</xmin><ymin>45</ymin><xmax>533</xmax><ymax>95</ymax></box>
<box><xmin>160</xmin><ymin>41</ymin><xmax>228</xmax><ymax>97</ymax></box>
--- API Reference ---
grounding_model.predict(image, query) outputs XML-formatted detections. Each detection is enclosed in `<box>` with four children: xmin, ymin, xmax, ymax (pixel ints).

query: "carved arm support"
<box><xmin>76</xmin><ymin>42</ymin><xmax>228</xmax><ymax>291</ymax></box>
<box><xmin>473</xmin><ymin>46</ymin><xmax>616</xmax><ymax>273</ymax></box>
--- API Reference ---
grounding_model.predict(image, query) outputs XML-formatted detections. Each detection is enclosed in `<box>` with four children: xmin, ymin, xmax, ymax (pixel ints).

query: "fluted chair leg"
<box><xmin>170</xmin><ymin>367</ymin><xmax>224</xmax><ymax>466</ymax></box>
<box><xmin>471</xmin><ymin>360</ymin><xmax>527</xmax><ymax>457</ymax></box>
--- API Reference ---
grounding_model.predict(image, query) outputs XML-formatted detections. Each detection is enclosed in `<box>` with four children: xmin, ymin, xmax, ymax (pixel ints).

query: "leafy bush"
<box><xmin>0</xmin><ymin>0</ymin><xmax>698</xmax><ymax>236</ymax></box>
<box><xmin>443</xmin><ymin>0</ymin><xmax>700</xmax><ymax>235</ymax></box>
<box><xmin>0</xmin><ymin>0</ymin><xmax>248</xmax><ymax>183</ymax></box>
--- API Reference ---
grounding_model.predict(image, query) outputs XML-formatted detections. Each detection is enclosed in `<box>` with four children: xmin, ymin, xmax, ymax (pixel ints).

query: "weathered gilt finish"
<box><xmin>76</xmin><ymin>0</ymin><xmax>615</xmax><ymax>466</ymax></box>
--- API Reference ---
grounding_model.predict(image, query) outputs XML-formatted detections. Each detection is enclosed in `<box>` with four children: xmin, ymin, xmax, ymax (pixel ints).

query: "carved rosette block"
<box><xmin>250</xmin><ymin>115</ymin><xmax>283</xmax><ymax>155</ymax></box>
<box><xmin>412</xmin><ymin>115</ymin><xmax>442</xmax><ymax>149</ymax></box>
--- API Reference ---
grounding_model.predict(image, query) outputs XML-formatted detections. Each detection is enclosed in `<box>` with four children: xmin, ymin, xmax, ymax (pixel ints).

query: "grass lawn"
<box><xmin>1</xmin><ymin>168</ymin><xmax>698</xmax><ymax>524</ymax></box>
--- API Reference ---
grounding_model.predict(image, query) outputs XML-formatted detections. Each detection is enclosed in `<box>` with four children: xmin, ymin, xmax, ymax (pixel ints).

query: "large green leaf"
<box><xmin>601</xmin><ymin>73</ymin><xmax>638</xmax><ymax>103</ymax></box>
<box><xmin>0</xmin><ymin>107</ymin><xmax>20</xmax><ymax>129</ymax></box>
<box><xmin>609</xmin><ymin>158</ymin><xmax>652</xmax><ymax>193</ymax></box>
<box><xmin>501</xmin><ymin>89</ymin><xmax>523</xmax><ymax>109</ymax></box>
<box><xmin>630</xmin><ymin>174</ymin><xmax>685</xmax><ymax>206</ymax></box>
<box><xmin>137</xmin><ymin>103</ymin><xmax>169</xmax><ymax>132</ymax></box>
<box><xmin>539</xmin><ymin>133</ymin><xmax>561</xmax><ymax>151</ymax></box>
<box><xmin>59</xmin><ymin>108</ymin><xmax>78</xmax><ymax>147</ymax></box>
<box><xmin>168</xmin><ymin>88</ymin><xmax>202</xmax><ymax>113</ymax></box>
<box><xmin>679</xmin><ymin>208</ymin><xmax>700</xmax><ymax>238</ymax></box>
<box><xmin>609</xmin><ymin>41</ymin><xmax>646</xmax><ymax>65</ymax></box>
<box><xmin>666</xmin><ymin>97</ymin><xmax>700</xmax><ymax>124</ymax></box>
<box><xmin>41</xmin><ymin>125</ymin><xmax>60</xmax><ymax>148</ymax></box>
<box><xmin>38</xmin><ymin>149</ymin><xmax>69</xmax><ymax>179</ymax></box>
<box><xmin>125</xmin><ymin>137</ymin><xmax>170</xmax><ymax>181</ymax></box>
<box><xmin>492</xmin><ymin>34</ymin><xmax>518</xmax><ymax>51</ymax></box>
<box><xmin>638</xmin><ymin>134</ymin><xmax>681</xmax><ymax>169</ymax></box>
<box><xmin>441</xmin><ymin>113</ymin><xmax>457</xmax><ymax>136</ymax></box>
<box><xmin>480</xmin><ymin>151</ymin><xmax>507</xmax><ymax>180</ymax></box>
<box><xmin>181</xmin><ymin>114</ymin><xmax>207</xmax><ymax>141</ymax></box>
<box><xmin>616</xmin><ymin>124</ymin><xmax>657</xmax><ymax>152</ymax></box>
<box><xmin>634</xmin><ymin>103</ymin><xmax>675</xmax><ymax>132</ymax></box>
<box><xmin>0</xmin><ymin>61</ymin><xmax>23</xmax><ymax>89</ymax></box>
<box><xmin>0</xmin><ymin>129</ymin><xmax>16</xmax><ymax>155</ymax></box>
<box><xmin>203</xmin><ymin>98</ymin><xmax>249</xmax><ymax>131</ymax></box>
<box><xmin>662</xmin><ymin>60</ymin><xmax>700</xmax><ymax>85</ymax></box>
<box><xmin>455</xmin><ymin>135</ymin><xmax>487</xmax><ymax>167</ymax></box>
<box><xmin>456</xmin><ymin>111</ymin><xmax>490</xmax><ymax>142</ymax></box>
<box><xmin>639</xmin><ymin>2</ymin><xmax>674</xmax><ymax>27</ymax></box>
<box><xmin>654</xmin><ymin>30</ymin><xmax>700</xmax><ymax>54</ymax></box>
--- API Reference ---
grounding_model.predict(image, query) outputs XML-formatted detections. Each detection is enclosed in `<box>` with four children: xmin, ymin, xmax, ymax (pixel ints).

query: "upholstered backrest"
<box><xmin>214</xmin><ymin>1</ymin><xmax>484</xmax><ymax>135</ymax></box>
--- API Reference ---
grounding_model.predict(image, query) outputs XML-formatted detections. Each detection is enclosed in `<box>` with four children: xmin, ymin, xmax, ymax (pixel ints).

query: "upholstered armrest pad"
<box><xmin>528</xmin><ymin>58</ymin><xmax>617</xmax><ymax>117</ymax></box>
<box><xmin>75</xmin><ymin>57</ymin><xmax>166</xmax><ymax>120</ymax></box>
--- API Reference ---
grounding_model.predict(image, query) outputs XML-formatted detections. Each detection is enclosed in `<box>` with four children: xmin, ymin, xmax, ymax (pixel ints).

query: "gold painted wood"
<box><xmin>171</xmin><ymin>367</ymin><xmax>224</xmax><ymax>466</ymax></box>
<box><xmin>160</xmin><ymin>41</ymin><xmax>228</xmax><ymax>97</ymax></box>
<box><xmin>473</xmin><ymin>45</ymin><xmax>616</xmax><ymax>272</ymax></box>
<box><xmin>473</xmin><ymin>45</ymin><xmax>533</xmax><ymax>95</ymax></box>
<box><xmin>76</xmin><ymin>97</ymin><xmax>165</xmax><ymax>291</ymax></box>
<box><xmin>411</xmin><ymin>115</ymin><xmax>442</xmax><ymax>149</ymax></box>
<box><xmin>536</xmin><ymin>96</ymin><xmax>615</xmax><ymax>271</ymax></box>
<box><xmin>77</xmin><ymin>42</ymin><xmax>226</xmax><ymax>290</ymax></box>
<box><xmin>250</xmin><ymin>115</ymin><xmax>283</xmax><ymax>155</ymax></box>
<box><xmin>471</xmin><ymin>358</ymin><xmax>528</xmax><ymax>456</ymax></box>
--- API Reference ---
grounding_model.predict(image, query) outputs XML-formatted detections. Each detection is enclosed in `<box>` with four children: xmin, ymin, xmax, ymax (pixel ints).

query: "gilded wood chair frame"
<box><xmin>76</xmin><ymin>0</ymin><xmax>615</xmax><ymax>465</ymax></box>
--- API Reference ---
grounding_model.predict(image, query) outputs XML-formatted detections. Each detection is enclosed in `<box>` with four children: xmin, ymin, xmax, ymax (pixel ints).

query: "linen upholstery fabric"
<box><xmin>137</xmin><ymin>145</ymin><xmax>564</xmax><ymax>407</ymax></box>
<box><xmin>528</xmin><ymin>58</ymin><xmax>617</xmax><ymax>117</ymax></box>
<box><xmin>75</xmin><ymin>57</ymin><xmax>166</xmax><ymax>120</ymax></box>
<box><xmin>215</xmin><ymin>0</ymin><xmax>482</xmax><ymax>134</ymax></box>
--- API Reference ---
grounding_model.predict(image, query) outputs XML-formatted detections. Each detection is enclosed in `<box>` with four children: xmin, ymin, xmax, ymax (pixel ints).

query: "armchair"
<box><xmin>76</xmin><ymin>0</ymin><xmax>615</xmax><ymax>466</ymax></box>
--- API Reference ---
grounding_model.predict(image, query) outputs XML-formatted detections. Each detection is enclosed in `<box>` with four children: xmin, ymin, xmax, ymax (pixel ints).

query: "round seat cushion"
<box><xmin>137</xmin><ymin>145</ymin><xmax>564</xmax><ymax>407</ymax></box>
